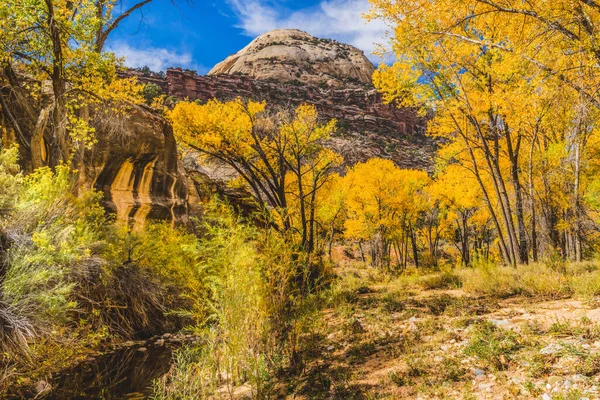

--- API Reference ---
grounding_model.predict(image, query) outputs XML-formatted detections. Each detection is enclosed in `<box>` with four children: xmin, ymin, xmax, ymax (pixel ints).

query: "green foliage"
<box><xmin>102</xmin><ymin>223</ymin><xmax>209</xmax><ymax>326</ymax></box>
<box><xmin>142</xmin><ymin>83</ymin><xmax>164</xmax><ymax>105</ymax></box>
<box><xmin>1</xmin><ymin>162</ymin><xmax>103</xmax><ymax>330</ymax></box>
<box><xmin>464</xmin><ymin>322</ymin><xmax>523</xmax><ymax>370</ymax></box>
<box><xmin>458</xmin><ymin>261</ymin><xmax>521</xmax><ymax>298</ymax></box>
<box><xmin>418</xmin><ymin>270</ymin><xmax>461</xmax><ymax>290</ymax></box>
<box><xmin>152</xmin><ymin>344</ymin><xmax>217</xmax><ymax>399</ymax></box>
<box><xmin>0</xmin><ymin>147</ymin><xmax>209</xmax><ymax>360</ymax></box>
<box><xmin>154</xmin><ymin>204</ymin><xmax>292</xmax><ymax>398</ymax></box>
<box><xmin>154</xmin><ymin>202</ymin><xmax>330</xmax><ymax>398</ymax></box>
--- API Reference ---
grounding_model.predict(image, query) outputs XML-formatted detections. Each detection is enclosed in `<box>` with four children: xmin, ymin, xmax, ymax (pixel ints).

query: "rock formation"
<box><xmin>123</xmin><ymin>30</ymin><xmax>435</xmax><ymax>171</ymax></box>
<box><xmin>209</xmin><ymin>29</ymin><xmax>375</xmax><ymax>88</ymax></box>
<box><xmin>0</xmin><ymin>29</ymin><xmax>435</xmax><ymax>225</ymax></box>
<box><xmin>83</xmin><ymin>105</ymin><xmax>188</xmax><ymax>226</ymax></box>
<box><xmin>0</xmin><ymin>75</ymin><xmax>188</xmax><ymax>226</ymax></box>
<box><xmin>124</xmin><ymin>72</ymin><xmax>434</xmax><ymax>170</ymax></box>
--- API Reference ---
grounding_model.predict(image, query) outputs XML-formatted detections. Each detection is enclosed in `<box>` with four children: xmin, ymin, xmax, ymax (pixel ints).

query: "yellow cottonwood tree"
<box><xmin>169</xmin><ymin>99</ymin><xmax>342</xmax><ymax>253</ymax></box>
<box><xmin>342</xmin><ymin>158</ymin><xmax>429</xmax><ymax>271</ymax></box>
<box><xmin>0</xmin><ymin>0</ymin><xmax>146</xmax><ymax>169</ymax></box>
<box><xmin>367</xmin><ymin>0</ymin><xmax>600</xmax><ymax>264</ymax></box>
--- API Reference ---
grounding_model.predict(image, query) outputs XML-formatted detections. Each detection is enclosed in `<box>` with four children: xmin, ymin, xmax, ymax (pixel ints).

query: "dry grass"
<box><xmin>458</xmin><ymin>260</ymin><xmax>600</xmax><ymax>300</ymax></box>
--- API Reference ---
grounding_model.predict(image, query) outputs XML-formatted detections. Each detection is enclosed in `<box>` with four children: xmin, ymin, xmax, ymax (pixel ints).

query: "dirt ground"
<box><xmin>281</xmin><ymin>268</ymin><xmax>600</xmax><ymax>400</ymax></box>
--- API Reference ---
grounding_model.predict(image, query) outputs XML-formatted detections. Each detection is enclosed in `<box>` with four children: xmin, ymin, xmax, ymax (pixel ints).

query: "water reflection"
<box><xmin>45</xmin><ymin>342</ymin><xmax>175</xmax><ymax>399</ymax></box>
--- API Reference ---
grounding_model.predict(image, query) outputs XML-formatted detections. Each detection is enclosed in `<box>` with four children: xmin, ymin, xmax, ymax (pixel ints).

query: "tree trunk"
<box><xmin>410</xmin><ymin>224</ymin><xmax>419</xmax><ymax>269</ymax></box>
<box><xmin>45</xmin><ymin>0</ymin><xmax>70</xmax><ymax>165</ymax></box>
<box><xmin>461</xmin><ymin>213</ymin><xmax>470</xmax><ymax>266</ymax></box>
<box><xmin>528</xmin><ymin>132</ymin><xmax>538</xmax><ymax>262</ymax></box>
<box><xmin>31</xmin><ymin>106</ymin><xmax>50</xmax><ymax>169</ymax></box>
<box><xmin>573</xmin><ymin>139</ymin><xmax>582</xmax><ymax>262</ymax></box>
<box><xmin>505</xmin><ymin>126</ymin><xmax>528</xmax><ymax>264</ymax></box>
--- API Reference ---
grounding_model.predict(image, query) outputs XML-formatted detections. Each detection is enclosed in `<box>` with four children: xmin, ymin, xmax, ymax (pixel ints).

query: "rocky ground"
<box><xmin>282</xmin><ymin>266</ymin><xmax>600</xmax><ymax>399</ymax></box>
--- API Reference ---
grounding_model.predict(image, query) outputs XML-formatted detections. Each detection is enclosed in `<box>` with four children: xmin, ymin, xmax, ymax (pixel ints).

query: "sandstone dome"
<box><xmin>208</xmin><ymin>29</ymin><xmax>376</xmax><ymax>87</ymax></box>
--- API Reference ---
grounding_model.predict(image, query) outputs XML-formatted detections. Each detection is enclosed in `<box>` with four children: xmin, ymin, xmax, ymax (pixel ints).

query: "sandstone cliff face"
<box><xmin>83</xmin><ymin>105</ymin><xmax>188</xmax><ymax>226</ymax></box>
<box><xmin>0</xmin><ymin>68</ymin><xmax>189</xmax><ymax>225</ymax></box>
<box><xmin>209</xmin><ymin>29</ymin><xmax>375</xmax><ymax>88</ymax></box>
<box><xmin>126</xmin><ymin>68</ymin><xmax>434</xmax><ymax>170</ymax></box>
<box><xmin>119</xmin><ymin>28</ymin><xmax>434</xmax><ymax>195</ymax></box>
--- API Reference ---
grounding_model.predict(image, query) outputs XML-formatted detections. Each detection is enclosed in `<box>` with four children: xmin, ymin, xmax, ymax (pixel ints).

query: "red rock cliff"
<box><xmin>126</xmin><ymin>68</ymin><xmax>434</xmax><ymax>170</ymax></box>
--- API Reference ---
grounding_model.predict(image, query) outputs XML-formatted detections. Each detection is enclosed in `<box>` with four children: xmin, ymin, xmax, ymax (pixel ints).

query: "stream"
<box><xmin>23</xmin><ymin>338</ymin><xmax>181</xmax><ymax>399</ymax></box>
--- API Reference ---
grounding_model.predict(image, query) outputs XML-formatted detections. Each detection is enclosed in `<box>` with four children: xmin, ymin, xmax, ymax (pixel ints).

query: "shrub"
<box><xmin>572</xmin><ymin>270</ymin><xmax>600</xmax><ymax>299</ymax></box>
<box><xmin>464</xmin><ymin>321</ymin><xmax>523</xmax><ymax>370</ymax></box>
<box><xmin>519</xmin><ymin>264</ymin><xmax>572</xmax><ymax>299</ymax></box>
<box><xmin>419</xmin><ymin>270</ymin><xmax>461</xmax><ymax>290</ymax></box>
<box><xmin>0</xmin><ymin>147</ymin><xmax>211</xmax><ymax>357</ymax></box>
<box><xmin>94</xmin><ymin>223</ymin><xmax>209</xmax><ymax>335</ymax></box>
<box><xmin>142</xmin><ymin>83</ymin><xmax>163</xmax><ymax>105</ymax></box>
<box><xmin>0</xmin><ymin>163</ymin><xmax>103</xmax><ymax>352</ymax></box>
<box><xmin>458</xmin><ymin>261</ymin><xmax>520</xmax><ymax>298</ymax></box>
<box><xmin>155</xmin><ymin>202</ymin><xmax>327</xmax><ymax>398</ymax></box>
<box><xmin>155</xmin><ymin>204</ymin><xmax>280</xmax><ymax>398</ymax></box>
<box><xmin>152</xmin><ymin>344</ymin><xmax>217</xmax><ymax>399</ymax></box>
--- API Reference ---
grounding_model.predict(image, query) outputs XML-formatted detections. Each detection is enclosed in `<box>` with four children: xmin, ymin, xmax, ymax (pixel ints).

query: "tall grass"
<box><xmin>459</xmin><ymin>258</ymin><xmax>600</xmax><ymax>300</ymax></box>
<box><xmin>153</xmin><ymin>203</ymin><xmax>329</xmax><ymax>399</ymax></box>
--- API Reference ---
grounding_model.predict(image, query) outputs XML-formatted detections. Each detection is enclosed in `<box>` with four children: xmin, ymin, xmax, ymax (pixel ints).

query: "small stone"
<box><xmin>541</xmin><ymin>393</ymin><xmax>552</xmax><ymax>400</ymax></box>
<box><xmin>489</xmin><ymin>319</ymin><xmax>510</xmax><ymax>327</ymax></box>
<box><xmin>233</xmin><ymin>384</ymin><xmax>253</xmax><ymax>399</ymax></box>
<box><xmin>548</xmin><ymin>376</ymin><xmax>562</xmax><ymax>386</ymax></box>
<box><xmin>162</xmin><ymin>333</ymin><xmax>172</xmax><ymax>338</ymax></box>
<box><xmin>35</xmin><ymin>380</ymin><xmax>51</xmax><ymax>395</ymax></box>
<box><xmin>155</xmin><ymin>339</ymin><xmax>165</xmax><ymax>346</ymax></box>
<box><xmin>540</xmin><ymin>343</ymin><xmax>563</xmax><ymax>355</ymax></box>
<box><xmin>564</xmin><ymin>380</ymin><xmax>572</xmax><ymax>389</ymax></box>
<box><xmin>471</xmin><ymin>368</ymin><xmax>485</xmax><ymax>377</ymax></box>
<box><xmin>137</xmin><ymin>347</ymin><xmax>147</xmax><ymax>352</ymax></box>
<box><xmin>407</xmin><ymin>322</ymin><xmax>418</xmax><ymax>332</ymax></box>
<box><xmin>326</xmin><ymin>345</ymin><xmax>335</xmax><ymax>351</ymax></box>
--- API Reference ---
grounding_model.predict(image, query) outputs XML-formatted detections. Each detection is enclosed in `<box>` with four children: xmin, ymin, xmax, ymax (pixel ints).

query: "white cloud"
<box><xmin>108</xmin><ymin>42</ymin><xmax>206</xmax><ymax>73</ymax></box>
<box><xmin>226</xmin><ymin>0</ymin><xmax>390</xmax><ymax>63</ymax></box>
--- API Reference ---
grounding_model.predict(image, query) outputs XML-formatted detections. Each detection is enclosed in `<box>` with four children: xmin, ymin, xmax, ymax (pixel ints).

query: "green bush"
<box><xmin>154</xmin><ymin>202</ymin><xmax>327</xmax><ymax>398</ymax></box>
<box><xmin>419</xmin><ymin>270</ymin><xmax>461</xmax><ymax>290</ymax></box>
<box><xmin>459</xmin><ymin>260</ymin><xmax>596</xmax><ymax>300</ymax></box>
<box><xmin>2</xmin><ymin>164</ymin><xmax>103</xmax><ymax>332</ymax></box>
<box><xmin>0</xmin><ymin>148</ymin><xmax>211</xmax><ymax>356</ymax></box>
<box><xmin>154</xmin><ymin>204</ymin><xmax>278</xmax><ymax>398</ymax></box>
<box><xmin>464</xmin><ymin>321</ymin><xmax>523</xmax><ymax>370</ymax></box>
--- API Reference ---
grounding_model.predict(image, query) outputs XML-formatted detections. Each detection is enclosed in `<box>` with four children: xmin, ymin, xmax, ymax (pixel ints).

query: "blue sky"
<box><xmin>106</xmin><ymin>0</ymin><xmax>390</xmax><ymax>74</ymax></box>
